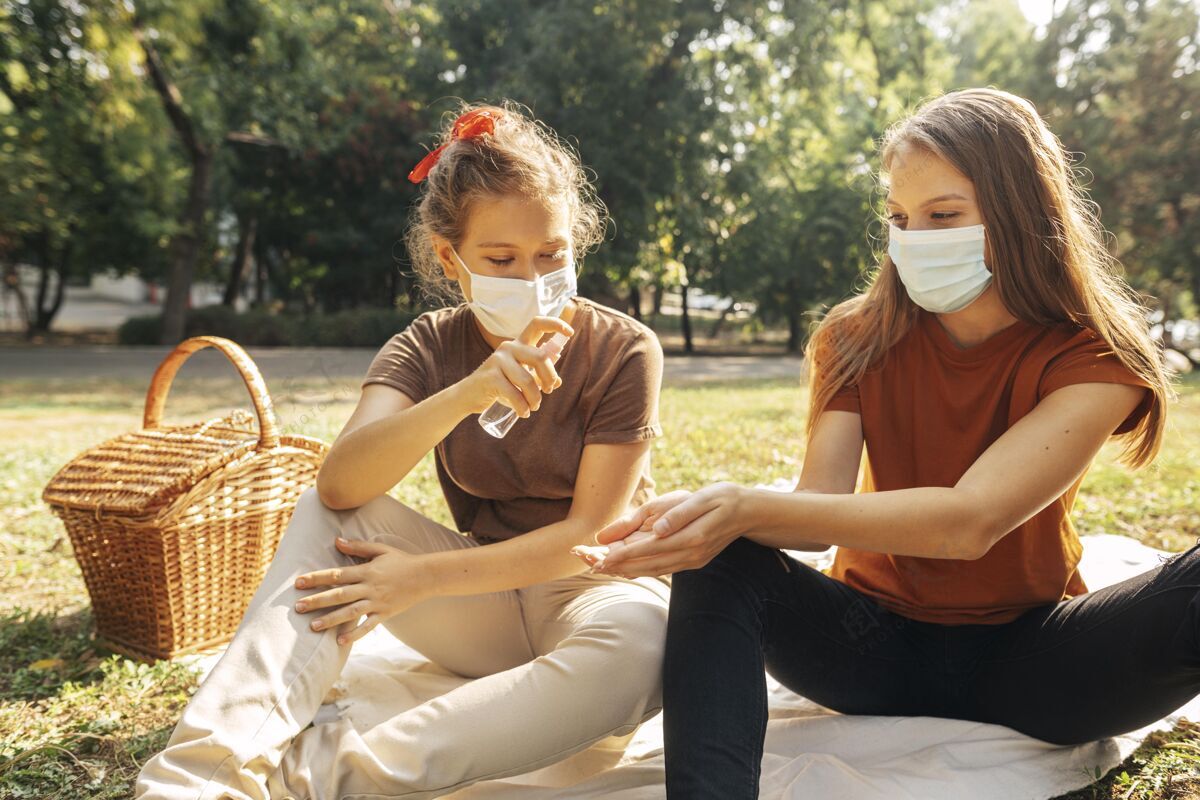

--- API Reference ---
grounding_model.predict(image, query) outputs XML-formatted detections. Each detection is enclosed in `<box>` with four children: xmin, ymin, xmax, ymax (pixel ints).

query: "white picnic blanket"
<box><xmin>186</xmin><ymin>524</ymin><xmax>1200</xmax><ymax>799</ymax></box>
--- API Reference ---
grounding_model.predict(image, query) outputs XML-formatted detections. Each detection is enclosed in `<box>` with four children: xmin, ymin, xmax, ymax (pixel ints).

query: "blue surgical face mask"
<box><xmin>887</xmin><ymin>223</ymin><xmax>992</xmax><ymax>314</ymax></box>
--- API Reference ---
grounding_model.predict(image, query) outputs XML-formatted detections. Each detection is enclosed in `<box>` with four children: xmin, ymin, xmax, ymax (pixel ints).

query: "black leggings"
<box><xmin>662</xmin><ymin>536</ymin><xmax>1200</xmax><ymax>799</ymax></box>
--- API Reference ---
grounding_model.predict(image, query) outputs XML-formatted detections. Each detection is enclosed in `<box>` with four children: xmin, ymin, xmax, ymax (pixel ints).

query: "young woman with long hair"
<box><xmin>581</xmin><ymin>87</ymin><xmax>1187</xmax><ymax>798</ymax></box>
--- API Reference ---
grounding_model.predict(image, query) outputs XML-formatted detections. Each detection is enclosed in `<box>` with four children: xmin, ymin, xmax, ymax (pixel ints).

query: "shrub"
<box><xmin>118</xmin><ymin>306</ymin><xmax>420</xmax><ymax>347</ymax></box>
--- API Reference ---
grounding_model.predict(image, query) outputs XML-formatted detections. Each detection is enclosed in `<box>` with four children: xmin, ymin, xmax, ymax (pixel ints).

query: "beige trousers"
<box><xmin>134</xmin><ymin>486</ymin><xmax>670</xmax><ymax>800</ymax></box>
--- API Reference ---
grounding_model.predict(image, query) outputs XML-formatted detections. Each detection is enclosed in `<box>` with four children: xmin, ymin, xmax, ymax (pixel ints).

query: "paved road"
<box><xmin>0</xmin><ymin>345</ymin><xmax>806</xmax><ymax>387</ymax></box>
<box><xmin>0</xmin><ymin>285</ymin><xmax>163</xmax><ymax>333</ymax></box>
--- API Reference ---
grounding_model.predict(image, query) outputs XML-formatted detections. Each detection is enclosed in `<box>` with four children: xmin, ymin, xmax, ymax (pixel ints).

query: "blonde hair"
<box><xmin>805</xmin><ymin>87</ymin><xmax>1172</xmax><ymax>469</ymax></box>
<box><xmin>403</xmin><ymin>100</ymin><xmax>608</xmax><ymax>304</ymax></box>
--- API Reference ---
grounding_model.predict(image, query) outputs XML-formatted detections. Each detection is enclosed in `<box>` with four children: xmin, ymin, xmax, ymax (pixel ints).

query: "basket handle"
<box><xmin>143</xmin><ymin>335</ymin><xmax>280</xmax><ymax>450</ymax></box>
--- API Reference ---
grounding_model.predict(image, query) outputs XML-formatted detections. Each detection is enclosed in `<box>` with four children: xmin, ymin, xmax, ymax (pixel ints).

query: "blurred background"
<box><xmin>0</xmin><ymin>0</ymin><xmax>1197</xmax><ymax>356</ymax></box>
<box><xmin>4</xmin><ymin>5</ymin><xmax>1200</xmax><ymax>798</ymax></box>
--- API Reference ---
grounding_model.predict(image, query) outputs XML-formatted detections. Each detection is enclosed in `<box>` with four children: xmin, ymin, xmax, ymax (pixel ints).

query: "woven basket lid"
<box><xmin>42</xmin><ymin>410</ymin><xmax>273</xmax><ymax>515</ymax></box>
<box><xmin>42</xmin><ymin>335</ymin><xmax>322</xmax><ymax>517</ymax></box>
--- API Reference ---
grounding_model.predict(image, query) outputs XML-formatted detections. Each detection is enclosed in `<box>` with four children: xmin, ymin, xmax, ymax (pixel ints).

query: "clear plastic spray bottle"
<box><xmin>477</xmin><ymin>267</ymin><xmax>576</xmax><ymax>438</ymax></box>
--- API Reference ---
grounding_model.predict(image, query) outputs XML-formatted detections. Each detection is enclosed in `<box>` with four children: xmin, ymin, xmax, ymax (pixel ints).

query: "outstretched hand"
<box><xmin>571</xmin><ymin>483</ymin><xmax>748</xmax><ymax>578</ymax></box>
<box><xmin>570</xmin><ymin>489</ymin><xmax>692</xmax><ymax>568</ymax></box>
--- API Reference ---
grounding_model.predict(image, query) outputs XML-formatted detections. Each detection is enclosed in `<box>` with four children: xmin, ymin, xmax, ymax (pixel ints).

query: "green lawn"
<box><xmin>1</xmin><ymin>371</ymin><xmax>1199</xmax><ymax>798</ymax></box>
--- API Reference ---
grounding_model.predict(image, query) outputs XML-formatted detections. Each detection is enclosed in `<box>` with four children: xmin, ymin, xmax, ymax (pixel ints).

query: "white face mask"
<box><xmin>450</xmin><ymin>247</ymin><xmax>578</xmax><ymax>339</ymax></box>
<box><xmin>887</xmin><ymin>223</ymin><xmax>992</xmax><ymax>314</ymax></box>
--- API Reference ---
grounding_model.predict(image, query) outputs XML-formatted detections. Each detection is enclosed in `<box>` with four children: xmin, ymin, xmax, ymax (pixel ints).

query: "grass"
<box><xmin>2</xmin><ymin>370</ymin><xmax>1200</xmax><ymax>798</ymax></box>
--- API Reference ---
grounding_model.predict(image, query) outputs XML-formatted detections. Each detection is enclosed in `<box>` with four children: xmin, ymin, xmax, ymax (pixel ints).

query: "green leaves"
<box><xmin>3</xmin><ymin>0</ymin><xmax>1195</xmax><ymax>338</ymax></box>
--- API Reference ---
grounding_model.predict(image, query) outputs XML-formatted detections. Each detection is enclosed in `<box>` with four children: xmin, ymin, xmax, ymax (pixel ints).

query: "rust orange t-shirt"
<box><xmin>822</xmin><ymin>307</ymin><xmax>1155</xmax><ymax>625</ymax></box>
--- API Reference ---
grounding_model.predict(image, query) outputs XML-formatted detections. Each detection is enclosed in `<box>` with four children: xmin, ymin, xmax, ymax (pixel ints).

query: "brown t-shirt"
<box><xmin>361</xmin><ymin>296</ymin><xmax>664</xmax><ymax>540</ymax></box>
<box><xmin>821</xmin><ymin>307</ymin><xmax>1155</xmax><ymax>625</ymax></box>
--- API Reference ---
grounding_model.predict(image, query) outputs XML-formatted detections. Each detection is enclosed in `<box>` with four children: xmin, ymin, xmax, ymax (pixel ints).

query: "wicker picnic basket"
<box><xmin>41</xmin><ymin>335</ymin><xmax>328</xmax><ymax>662</ymax></box>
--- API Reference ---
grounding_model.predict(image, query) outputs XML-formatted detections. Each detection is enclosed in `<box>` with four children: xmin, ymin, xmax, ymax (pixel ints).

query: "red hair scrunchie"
<box><xmin>407</xmin><ymin>108</ymin><xmax>503</xmax><ymax>184</ymax></box>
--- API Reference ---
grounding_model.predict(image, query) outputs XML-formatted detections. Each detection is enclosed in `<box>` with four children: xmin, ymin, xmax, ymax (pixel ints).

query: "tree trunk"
<box><xmin>134</xmin><ymin>21</ymin><xmax>213</xmax><ymax>344</ymax></box>
<box><xmin>651</xmin><ymin>280</ymin><xmax>664</xmax><ymax>327</ymax></box>
<box><xmin>680</xmin><ymin>280</ymin><xmax>694</xmax><ymax>354</ymax></box>
<box><xmin>628</xmin><ymin>283</ymin><xmax>642</xmax><ymax>320</ymax></box>
<box><xmin>388</xmin><ymin>260</ymin><xmax>399</xmax><ymax>309</ymax></box>
<box><xmin>160</xmin><ymin>152</ymin><xmax>212</xmax><ymax>342</ymax></box>
<box><xmin>787</xmin><ymin>306</ymin><xmax>802</xmax><ymax>354</ymax></box>
<box><xmin>254</xmin><ymin>241</ymin><xmax>270</xmax><ymax>308</ymax></box>
<box><xmin>30</xmin><ymin>231</ymin><xmax>53</xmax><ymax>335</ymax></box>
<box><xmin>222</xmin><ymin>211</ymin><xmax>257</xmax><ymax>306</ymax></box>
<box><xmin>785</xmin><ymin>272</ymin><xmax>807</xmax><ymax>353</ymax></box>
<box><xmin>709</xmin><ymin>299</ymin><xmax>735</xmax><ymax>339</ymax></box>
<box><xmin>2</xmin><ymin>262</ymin><xmax>30</xmax><ymax>329</ymax></box>
<box><xmin>28</xmin><ymin>231</ymin><xmax>69</xmax><ymax>335</ymax></box>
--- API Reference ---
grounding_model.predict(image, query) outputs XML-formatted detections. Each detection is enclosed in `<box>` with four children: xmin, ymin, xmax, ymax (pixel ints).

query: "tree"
<box><xmin>0</xmin><ymin>0</ymin><xmax>173</xmax><ymax>335</ymax></box>
<box><xmin>423</xmin><ymin>0</ymin><xmax>835</xmax><ymax>312</ymax></box>
<box><xmin>699</xmin><ymin>0</ymin><xmax>952</xmax><ymax>351</ymax></box>
<box><xmin>950</xmin><ymin>0</ymin><xmax>1200</xmax><ymax>309</ymax></box>
<box><xmin>124</xmin><ymin>0</ymin><xmax>363</xmax><ymax>341</ymax></box>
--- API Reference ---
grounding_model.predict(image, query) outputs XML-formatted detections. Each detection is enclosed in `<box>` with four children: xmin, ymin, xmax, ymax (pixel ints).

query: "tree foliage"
<box><xmin>1</xmin><ymin>0</ymin><xmax>1195</xmax><ymax>344</ymax></box>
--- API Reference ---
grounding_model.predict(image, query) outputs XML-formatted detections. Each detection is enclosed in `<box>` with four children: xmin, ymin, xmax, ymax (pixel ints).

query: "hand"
<box><xmin>292</xmin><ymin>537</ymin><xmax>434</xmax><ymax>646</ymax></box>
<box><xmin>585</xmin><ymin>482</ymin><xmax>748</xmax><ymax>577</ymax></box>
<box><xmin>593</xmin><ymin>490</ymin><xmax>694</xmax><ymax>546</ymax></box>
<box><xmin>461</xmin><ymin>315</ymin><xmax>574</xmax><ymax>417</ymax></box>
<box><xmin>570</xmin><ymin>489</ymin><xmax>693</xmax><ymax>571</ymax></box>
<box><xmin>571</xmin><ymin>529</ymin><xmax>659</xmax><ymax>570</ymax></box>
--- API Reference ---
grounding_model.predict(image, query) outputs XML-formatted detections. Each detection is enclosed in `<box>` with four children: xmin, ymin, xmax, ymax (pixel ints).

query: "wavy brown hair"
<box><xmin>403</xmin><ymin>100</ymin><xmax>608</xmax><ymax>305</ymax></box>
<box><xmin>805</xmin><ymin>87</ymin><xmax>1172</xmax><ymax>468</ymax></box>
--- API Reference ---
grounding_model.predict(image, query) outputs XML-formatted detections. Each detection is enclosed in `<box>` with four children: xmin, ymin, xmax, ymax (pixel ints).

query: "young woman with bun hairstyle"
<box><xmin>137</xmin><ymin>102</ymin><xmax>670</xmax><ymax>800</ymax></box>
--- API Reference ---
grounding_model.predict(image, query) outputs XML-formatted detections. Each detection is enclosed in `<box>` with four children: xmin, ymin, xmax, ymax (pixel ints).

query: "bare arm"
<box><xmin>316</xmin><ymin>316</ymin><xmax>574</xmax><ymax>510</ymax></box>
<box><xmin>742</xmin><ymin>381</ymin><xmax>1148</xmax><ymax>559</ymax></box>
<box><xmin>419</xmin><ymin>440</ymin><xmax>653</xmax><ymax>596</ymax></box>
<box><xmin>783</xmin><ymin>407</ymin><xmax>864</xmax><ymax>550</ymax></box>
<box><xmin>315</xmin><ymin>382</ymin><xmax>471</xmax><ymax>510</ymax></box>
<box><xmin>289</xmin><ymin>438</ymin><xmax>654</xmax><ymax>645</ymax></box>
<box><xmin>595</xmin><ymin>381</ymin><xmax>1148</xmax><ymax>575</ymax></box>
<box><xmin>583</xmin><ymin>407</ymin><xmax>859</xmax><ymax>563</ymax></box>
